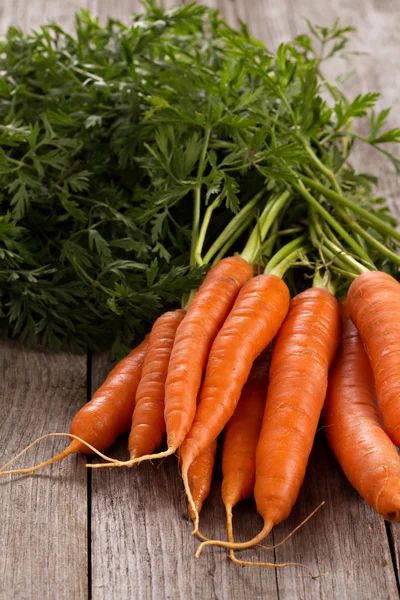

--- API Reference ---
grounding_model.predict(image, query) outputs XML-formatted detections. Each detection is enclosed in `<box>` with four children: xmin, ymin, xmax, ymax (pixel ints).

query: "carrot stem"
<box><xmin>301</xmin><ymin>140</ymin><xmax>343</xmax><ymax>196</ymax></box>
<box><xmin>265</xmin><ymin>235</ymin><xmax>306</xmax><ymax>273</ymax></box>
<box><xmin>334</xmin><ymin>206</ymin><xmax>400</xmax><ymax>265</ymax></box>
<box><xmin>309</xmin><ymin>210</ymin><xmax>370</xmax><ymax>276</ymax></box>
<box><xmin>194</xmin><ymin>194</ymin><xmax>221</xmax><ymax>266</ymax></box>
<box><xmin>260</xmin><ymin>226</ymin><xmax>303</xmax><ymax>259</ymax></box>
<box><xmin>212</xmin><ymin>212</ymin><xmax>254</xmax><ymax>265</ymax></box>
<box><xmin>294</xmin><ymin>180</ymin><xmax>374</xmax><ymax>266</ymax></box>
<box><xmin>190</xmin><ymin>126</ymin><xmax>211</xmax><ymax>269</ymax></box>
<box><xmin>300</xmin><ymin>174</ymin><xmax>400</xmax><ymax>242</ymax></box>
<box><xmin>241</xmin><ymin>190</ymin><xmax>291</xmax><ymax>264</ymax></box>
<box><xmin>312</xmin><ymin>270</ymin><xmax>336</xmax><ymax>294</ymax></box>
<box><xmin>202</xmin><ymin>190</ymin><xmax>265</xmax><ymax>265</ymax></box>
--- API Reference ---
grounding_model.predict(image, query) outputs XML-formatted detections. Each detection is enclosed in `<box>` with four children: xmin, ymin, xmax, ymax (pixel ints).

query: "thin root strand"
<box><xmin>86</xmin><ymin>446</ymin><xmax>177</xmax><ymax>469</ymax></box>
<box><xmin>229</xmin><ymin>553</ymin><xmax>325</xmax><ymax>579</ymax></box>
<box><xmin>0</xmin><ymin>433</ymin><xmax>121</xmax><ymax>476</ymax></box>
<box><xmin>195</xmin><ymin>522</ymin><xmax>273</xmax><ymax>558</ymax></box>
<box><xmin>182</xmin><ymin>465</ymin><xmax>200</xmax><ymax>536</ymax></box>
<box><xmin>257</xmin><ymin>502</ymin><xmax>325</xmax><ymax>551</ymax></box>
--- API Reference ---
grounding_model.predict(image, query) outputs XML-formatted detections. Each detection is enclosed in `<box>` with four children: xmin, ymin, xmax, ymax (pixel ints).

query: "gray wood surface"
<box><xmin>0</xmin><ymin>342</ymin><xmax>88</xmax><ymax>600</ymax></box>
<box><xmin>1</xmin><ymin>0</ymin><xmax>400</xmax><ymax>599</ymax></box>
<box><xmin>90</xmin><ymin>355</ymin><xmax>279</xmax><ymax>600</ymax></box>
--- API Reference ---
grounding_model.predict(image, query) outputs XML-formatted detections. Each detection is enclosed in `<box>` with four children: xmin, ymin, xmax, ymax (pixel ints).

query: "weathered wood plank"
<box><xmin>0</xmin><ymin>343</ymin><xmax>88</xmax><ymax>600</ymax></box>
<box><xmin>273</xmin><ymin>433</ymin><xmax>398</xmax><ymax>600</ymax></box>
<box><xmin>89</xmin><ymin>0</ymin><xmax>180</xmax><ymax>22</ymax></box>
<box><xmin>90</xmin><ymin>354</ymin><xmax>279</xmax><ymax>600</ymax></box>
<box><xmin>0</xmin><ymin>0</ymin><xmax>87</xmax><ymax>34</ymax></box>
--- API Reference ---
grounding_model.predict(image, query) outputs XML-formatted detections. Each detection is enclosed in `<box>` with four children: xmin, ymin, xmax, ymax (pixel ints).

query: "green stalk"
<box><xmin>265</xmin><ymin>245</ymin><xmax>310</xmax><ymax>279</ymax></box>
<box><xmin>264</xmin><ymin>235</ymin><xmax>306</xmax><ymax>273</ymax></box>
<box><xmin>261</xmin><ymin>227</ymin><xmax>303</xmax><ymax>259</ymax></box>
<box><xmin>190</xmin><ymin>185</ymin><xmax>201</xmax><ymax>269</ymax></box>
<box><xmin>202</xmin><ymin>190</ymin><xmax>264</xmax><ymax>265</ymax></box>
<box><xmin>324</xmin><ymin>238</ymin><xmax>368</xmax><ymax>275</ymax></box>
<box><xmin>334</xmin><ymin>206</ymin><xmax>400</xmax><ymax>265</ymax></box>
<box><xmin>71</xmin><ymin>258</ymin><xmax>111</xmax><ymax>295</ymax></box>
<box><xmin>212</xmin><ymin>213</ymin><xmax>254</xmax><ymax>265</ymax></box>
<box><xmin>319</xmin><ymin>244</ymin><xmax>351</xmax><ymax>273</ymax></box>
<box><xmin>241</xmin><ymin>190</ymin><xmax>291</xmax><ymax>264</ymax></box>
<box><xmin>303</xmin><ymin>165</ymin><xmax>366</xmax><ymax>250</ymax></box>
<box><xmin>309</xmin><ymin>211</ymin><xmax>369</xmax><ymax>276</ymax></box>
<box><xmin>190</xmin><ymin>126</ymin><xmax>211</xmax><ymax>268</ymax></box>
<box><xmin>300</xmin><ymin>140</ymin><xmax>343</xmax><ymax>195</ymax></box>
<box><xmin>240</xmin><ymin>200</ymin><xmax>273</xmax><ymax>263</ymax></box>
<box><xmin>194</xmin><ymin>194</ymin><xmax>221</xmax><ymax>266</ymax></box>
<box><xmin>312</xmin><ymin>270</ymin><xmax>336</xmax><ymax>294</ymax></box>
<box><xmin>309</xmin><ymin>213</ymin><xmax>352</xmax><ymax>273</ymax></box>
<box><xmin>294</xmin><ymin>180</ymin><xmax>374</xmax><ymax>267</ymax></box>
<box><xmin>300</xmin><ymin>175</ymin><xmax>400</xmax><ymax>242</ymax></box>
<box><xmin>329</xmin><ymin>265</ymin><xmax>359</xmax><ymax>280</ymax></box>
<box><xmin>260</xmin><ymin>220</ymin><xmax>280</xmax><ymax>259</ymax></box>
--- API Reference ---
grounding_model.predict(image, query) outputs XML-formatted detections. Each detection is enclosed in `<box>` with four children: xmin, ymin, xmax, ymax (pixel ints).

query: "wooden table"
<box><xmin>1</xmin><ymin>1</ymin><xmax>400</xmax><ymax>598</ymax></box>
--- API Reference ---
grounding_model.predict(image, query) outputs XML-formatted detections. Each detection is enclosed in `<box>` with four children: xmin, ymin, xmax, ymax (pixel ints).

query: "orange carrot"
<box><xmin>221</xmin><ymin>349</ymin><xmax>270</xmax><ymax>548</ymax></box>
<box><xmin>0</xmin><ymin>336</ymin><xmax>149</xmax><ymax>475</ymax></box>
<box><xmin>88</xmin><ymin>256</ymin><xmax>253</xmax><ymax>469</ymax></box>
<box><xmin>181</xmin><ymin>273</ymin><xmax>290</xmax><ymax>533</ymax></box>
<box><xmin>348</xmin><ymin>271</ymin><xmax>400</xmax><ymax>448</ymax></box>
<box><xmin>129</xmin><ymin>309</ymin><xmax>186</xmax><ymax>459</ymax></box>
<box><xmin>165</xmin><ymin>256</ymin><xmax>253</xmax><ymax>452</ymax></box>
<box><xmin>196</xmin><ymin>286</ymin><xmax>340</xmax><ymax>554</ymax></box>
<box><xmin>325</xmin><ymin>300</ymin><xmax>400</xmax><ymax>521</ymax></box>
<box><xmin>188</xmin><ymin>440</ymin><xmax>218</xmax><ymax>522</ymax></box>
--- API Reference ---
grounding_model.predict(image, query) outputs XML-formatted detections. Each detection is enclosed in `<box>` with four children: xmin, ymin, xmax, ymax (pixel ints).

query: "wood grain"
<box><xmin>90</xmin><ymin>353</ymin><xmax>279</xmax><ymax>600</ymax></box>
<box><xmin>273</xmin><ymin>434</ymin><xmax>399</xmax><ymax>600</ymax></box>
<box><xmin>0</xmin><ymin>0</ymin><xmax>87</xmax><ymax>33</ymax></box>
<box><xmin>1</xmin><ymin>0</ymin><xmax>400</xmax><ymax>598</ymax></box>
<box><xmin>0</xmin><ymin>342</ymin><xmax>88</xmax><ymax>600</ymax></box>
<box><xmin>89</xmin><ymin>0</ymin><xmax>181</xmax><ymax>22</ymax></box>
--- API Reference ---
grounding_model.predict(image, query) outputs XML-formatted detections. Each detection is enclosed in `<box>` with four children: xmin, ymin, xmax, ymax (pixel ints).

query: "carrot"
<box><xmin>222</xmin><ymin>349</ymin><xmax>270</xmax><ymax>551</ymax></box>
<box><xmin>324</xmin><ymin>300</ymin><xmax>400</xmax><ymax>521</ymax></box>
<box><xmin>0</xmin><ymin>336</ymin><xmax>149</xmax><ymax>475</ymax></box>
<box><xmin>196</xmin><ymin>286</ymin><xmax>340</xmax><ymax>555</ymax></box>
<box><xmin>88</xmin><ymin>256</ymin><xmax>254</xmax><ymax>469</ymax></box>
<box><xmin>347</xmin><ymin>271</ymin><xmax>400</xmax><ymax>448</ymax></box>
<box><xmin>129</xmin><ymin>309</ymin><xmax>186</xmax><ymax>459</ymax></box>
<box><xmin>181</xmin><ymin>273</ymin><xmax>290</xmax><ymax>533</ymax></box>
<box><xmin>187</xmin><ymin>440</ymin><xmax>218</xmax><ymax>522</ymax></box>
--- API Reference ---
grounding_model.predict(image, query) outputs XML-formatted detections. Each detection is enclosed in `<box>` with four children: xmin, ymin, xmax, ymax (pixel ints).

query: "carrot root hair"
<box><xmin>196</xmin><ymin>501</ymin><xmax>325</xmax><ymax>558</ymax></box>
<box><xmin>195</xmin><ymin>531</ymin><xmax>210</xmax><ymax>542</ymax></box>
<box><xmin>182</xmin><ymin>465</ymin><xmax>200</xmax><ymax>536</ymax></box>
<box><xmin>0</xmin><ymin>433</ymin><xmax>121</xmax><ymax>476</ymax></box>
<box><xmin>226</xmin><ymin>504</ymin><xmax>235</xmax><ymax>561</ymax></box>
<box><xmin>86</xmin><ymin>446</ymin><xmax>177</xmax><ymax>469</ymax></box>
<box><xmin>189</xmin><ymin>504</ymin><xmax>210</xmax><ymax>542</ymax></box>
<box><xmin>195</xmin><ymin>521</ymin><xmax>273</xmax><ymax>558</ymax></box>
<box><xmin>229</xmin><ymin>554</ymin><xmax>325</xmax><ymax>579</ymax></box>
<box><xmin>257</xmin><ymin>502</ymin><xmax>325</xmax><ymax>552</ymax></box>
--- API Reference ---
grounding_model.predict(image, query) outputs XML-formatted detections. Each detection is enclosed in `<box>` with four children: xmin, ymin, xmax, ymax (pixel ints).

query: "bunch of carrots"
<box><xmin>3</xmin><ymin>175</ymin><xmax>400</xmax><ymax>574</ymax></box>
